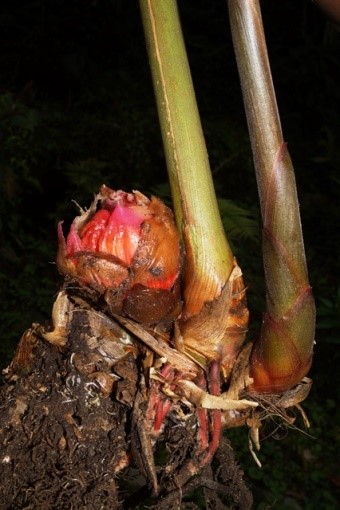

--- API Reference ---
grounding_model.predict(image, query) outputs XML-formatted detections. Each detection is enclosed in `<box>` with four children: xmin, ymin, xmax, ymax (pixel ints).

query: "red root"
<box><xmin>199</xmin><ymin>360</ymin><xmax>222</xmax><ymax>466</ymax></box>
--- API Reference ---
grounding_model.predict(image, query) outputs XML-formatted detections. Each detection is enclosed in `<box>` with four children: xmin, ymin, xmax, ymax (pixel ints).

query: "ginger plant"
<box><xmin>0</xmin><ymin>1</ymin><xmax>317</xmax><ymax>507</ymax></box>
<box><xmin>46</xmin><ymin>0</ymin><xmax>317</xmax><ymax>495</ymax></box>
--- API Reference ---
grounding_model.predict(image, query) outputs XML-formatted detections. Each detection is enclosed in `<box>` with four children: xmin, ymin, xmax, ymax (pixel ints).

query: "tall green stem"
<box><xmin>228</xmin><ymin>0</ymin><xmax>315</xmax><ymax>392</ymax></box>
<box><xmin>139</xmin><ymin>0</ymin><xmax>234</xmax><ymax>317</ymax></box>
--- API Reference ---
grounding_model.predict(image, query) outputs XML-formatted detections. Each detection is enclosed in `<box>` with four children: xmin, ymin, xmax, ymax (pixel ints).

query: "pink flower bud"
<box><xmin>57</xmin><ymin>185</ymin><xmax>182</xmax><ymax>326</ymax></box>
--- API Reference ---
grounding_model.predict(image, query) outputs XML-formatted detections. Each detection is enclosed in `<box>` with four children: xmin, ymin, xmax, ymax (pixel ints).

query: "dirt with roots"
<box><xmin>0</xmin><ymin>290</ymin><xmax>253</xmax><ymax>510</ymax></box>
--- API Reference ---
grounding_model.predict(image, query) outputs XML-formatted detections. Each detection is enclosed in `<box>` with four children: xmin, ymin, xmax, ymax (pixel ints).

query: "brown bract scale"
<box><xmin>57</xmin><ymin>185</ymin><xmax>182</xmax><ymax>327</ymax></box>
<box><xmin>176</xmin><ymin>262</ymin><xmax>249</xmax><ymax>378</ymax></box>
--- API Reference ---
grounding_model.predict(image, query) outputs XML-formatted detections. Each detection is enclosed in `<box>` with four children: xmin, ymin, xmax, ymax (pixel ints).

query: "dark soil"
<box><xmin>0</xmin><ymin>291</ymin><xmax>253</xmax><ymax>509</ymax></box>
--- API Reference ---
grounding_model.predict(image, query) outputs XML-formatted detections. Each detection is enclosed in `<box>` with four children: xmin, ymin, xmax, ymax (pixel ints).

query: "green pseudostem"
<box><xmin>139</xmin><ymin>0</ymin><xmax>234</xmax><ymax>319</ymax></box>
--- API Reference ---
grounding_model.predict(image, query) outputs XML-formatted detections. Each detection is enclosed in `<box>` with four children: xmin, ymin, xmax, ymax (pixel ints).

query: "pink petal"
<box><xmin>98</xmin><ymin>204</ymin><xmax>147</xmax><ymax>264</ymax></box>
<box><xmin>80</xmin><ymin>209</ymin><xmax>110</xmax><ymax>251</ymax></box>
<box><xmin>65</xmin><ymin>223</ymin><xmax>83</xmax><ymax>256</ymax></box>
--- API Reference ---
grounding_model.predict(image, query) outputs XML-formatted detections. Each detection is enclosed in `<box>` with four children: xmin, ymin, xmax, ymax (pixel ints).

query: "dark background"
<box><xmin>0</xmin><ymin>1</ymin><xmax>339</xmax><ymax>508</ymax></box>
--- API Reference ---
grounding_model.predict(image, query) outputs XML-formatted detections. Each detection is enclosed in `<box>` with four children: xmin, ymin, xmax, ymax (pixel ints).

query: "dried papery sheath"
<box><xmin>57</xmin><ymin>185</ymin><xmax>182</xmax><ymax>326</ymax></box>
<box><xmin>177</xmin><ymin>262</ymin><xmax>249</xmax><ymax>378</ymax></box>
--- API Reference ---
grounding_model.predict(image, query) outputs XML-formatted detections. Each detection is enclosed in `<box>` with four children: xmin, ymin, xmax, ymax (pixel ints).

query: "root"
<box><xmin>131</xmin><ymin>436</ymin><xmax>253</xmax><ymax>510</ymax></box>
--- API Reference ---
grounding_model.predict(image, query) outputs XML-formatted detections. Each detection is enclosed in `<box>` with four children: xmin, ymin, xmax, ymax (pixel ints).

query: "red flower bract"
<box><xmin>57</xmin><ymin>185</ymin><xmax>182</xmax><ymax>326</ymax></box>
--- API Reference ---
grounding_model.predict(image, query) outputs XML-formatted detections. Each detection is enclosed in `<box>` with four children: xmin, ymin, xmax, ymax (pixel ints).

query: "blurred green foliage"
<box><xmin>0</xmin><ymin>0</ymin><xmax>339</xmax><ymax>508</ymax></box>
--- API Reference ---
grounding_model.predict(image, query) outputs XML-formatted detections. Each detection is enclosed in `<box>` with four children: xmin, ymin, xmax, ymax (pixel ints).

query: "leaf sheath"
<box><xmin>227</xmin><ymin>0</ymin><xmax>316</xmax><ymax>392</ymax></box>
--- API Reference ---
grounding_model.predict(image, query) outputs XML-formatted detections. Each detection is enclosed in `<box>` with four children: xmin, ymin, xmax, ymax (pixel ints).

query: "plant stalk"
<box><xmin>139</xmin><ymin>0</ymin><xmax>234</xmax><ymax>318</ymax></box>
<box><xmin>228</xmin><ymin>0</ymin><xmax>315</xmax><ymax>392</ymax></box>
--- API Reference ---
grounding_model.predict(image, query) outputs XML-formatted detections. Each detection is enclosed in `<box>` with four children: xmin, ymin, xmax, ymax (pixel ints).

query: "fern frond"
<box><xmin>218</xmin><ymin>198</ymin><xmax>259</xmax><ymax>243</ymax></box>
